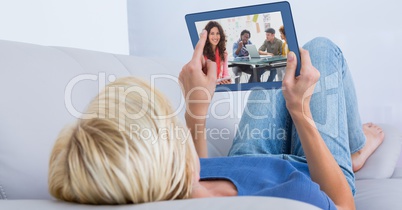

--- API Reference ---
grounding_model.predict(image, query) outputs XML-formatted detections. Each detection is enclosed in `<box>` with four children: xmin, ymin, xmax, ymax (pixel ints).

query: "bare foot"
<box><xmin>351</xmin><ymin>123</ymin><xmax>385</xmax><ymax>172</ymax></box>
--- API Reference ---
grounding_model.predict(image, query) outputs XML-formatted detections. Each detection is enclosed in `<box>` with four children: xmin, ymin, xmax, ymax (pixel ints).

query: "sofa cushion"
<box><xmin>391</xmin><ymin>168</ymin><xmax>402</xmax><ymax>179</ymax></box>
<box><xmin>355</xmin><ymin>124</ymin><xmax>402</xmax><ymax>180</ymax></box>
<box><xmin>0</xmin><ymin>40</ymin><xmax>132</xmax><ymax>199</ymax></box>
<box><xmin>0</xmin><ymin>197</ymin><xmax>320</xmax><ymax>210</ymax></box>
<box><xmin>0</xmin><ymin>40</ymin><xmax>191</xmax><ymax>200</ymax></box>
<box><xmin>355</xmin><ymin>179</ymin><xmax>402</xmax><ymax>210</ymax></box>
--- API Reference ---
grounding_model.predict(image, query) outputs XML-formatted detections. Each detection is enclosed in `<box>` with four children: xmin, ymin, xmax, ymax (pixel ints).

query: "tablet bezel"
<box><xmin>185</xmin><ymin>1</ymin><xmax>300</xmax><ymax>92</ymax></box>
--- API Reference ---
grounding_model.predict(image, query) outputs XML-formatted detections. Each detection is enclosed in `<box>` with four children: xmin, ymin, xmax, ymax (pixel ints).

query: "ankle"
<box><xmin>352</xmin><ymin>155</ymin><xmax>364</xmax><ymax>172</ymax></box>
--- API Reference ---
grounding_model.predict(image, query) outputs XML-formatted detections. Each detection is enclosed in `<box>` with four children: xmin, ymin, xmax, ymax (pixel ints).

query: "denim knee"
<box><xmin>303</xmin><ymin>37</ymin><xmax>338</xmax><ymax>51</ymax></box>
<box><xmin>302</xmin><ymin>37</ymin><xmax>346</xmax><ymax>75</ymax></box>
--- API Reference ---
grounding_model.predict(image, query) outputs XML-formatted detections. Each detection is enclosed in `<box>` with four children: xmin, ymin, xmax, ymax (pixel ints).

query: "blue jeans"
<box><xmin>232</xmin><ymin>65</ymin><xmax>254</xmax><ymax>83</ymax></box>
<box><xmin>228</xmin><ymin>37</ymin><xmax>365</xmax><ymax>195</ymax></box>
<box><xmin>266</xmin><ymin>69</ymin><xmax>277</xmax><ymax>82</ymax></box>
<box><xmin>252</xmin><ymin>67</ymin><xmax>276</xmax><ymax>82</ymax></box>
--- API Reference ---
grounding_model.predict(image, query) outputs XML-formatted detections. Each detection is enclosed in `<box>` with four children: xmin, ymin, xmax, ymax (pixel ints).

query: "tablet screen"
<box><xmin>186</xmin><ymin>1</ymin><xmax>300</xmax><ymax>92</ymax></box>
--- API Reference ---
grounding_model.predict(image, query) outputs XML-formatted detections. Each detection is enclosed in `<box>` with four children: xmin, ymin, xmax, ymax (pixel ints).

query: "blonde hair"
<box><xmin>49</xmin><ymin>77</ymin><xmax>198</xmax><ymax>204</ymax></box>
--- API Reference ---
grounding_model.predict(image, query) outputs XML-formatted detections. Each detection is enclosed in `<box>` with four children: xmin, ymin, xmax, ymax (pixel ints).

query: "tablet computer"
<box><xmin>185</xmin><ymin>1</ymin><xmax>300</xmax><ymax>92</ymax></box>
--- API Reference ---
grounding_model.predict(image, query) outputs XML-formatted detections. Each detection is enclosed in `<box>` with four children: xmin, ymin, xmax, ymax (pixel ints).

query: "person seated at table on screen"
<box><xmin>258</xmin><ymin>28</ymin><xmax>283</xmax><ymax>82</ymax></box>
<box><xmin>48</xmin><ymin>32</ymin><xmax>384</xmax><ymax>210</ymax></box>
<box><xmin>202</xmin><ymin>21</ymin><xmax>230</xmax><ymax>85</ymax></box>
<box><xmin>232</xmin><ymin>29</ymin><xmax>255</xmax><ymax>84</ymax></box>
<box><xmin>277</xmin><ymin>25</ymin><xmax>289</xmax><ymax>81</ymax></box>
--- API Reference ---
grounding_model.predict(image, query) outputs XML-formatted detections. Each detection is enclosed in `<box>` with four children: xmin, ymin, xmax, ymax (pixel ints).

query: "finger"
<box><xmin>283</xmin><ymin>51</ymin><xmax>297</xmax><ymax>82</ymax></box>
<box><xmin>192</xmin><ymin>30</ymin><xmax>208</xmax><ymax>60</ymax></box>
<box><xmin>201</xmin><ymin>56</ymin><xmax>207</xmax><ymax>74</ymax></box>
<box><xmin>206</xmin><ymin>60</ymin><xmax>217</xmax><ymax>81</ymax></box>
<box><xmin>178</xmin><ymin>70</ymin><xmax>186</xmax><ymax>96</ymax></box>
<box><xmin>300</xmin><ymin>48</ymin><xmax>312</xmax><ymax>68</ymax></box>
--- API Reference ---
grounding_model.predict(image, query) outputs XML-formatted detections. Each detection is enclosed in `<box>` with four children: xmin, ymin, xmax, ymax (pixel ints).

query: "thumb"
<box><xmin>283</xmin><ymin>51</ymin><xmax>297</xmax><ymax>82</ymax></box>
<box><xmin>206</xmin><ymin>59</ymin><xmax>217</xmax><ymax>81</ymax></box>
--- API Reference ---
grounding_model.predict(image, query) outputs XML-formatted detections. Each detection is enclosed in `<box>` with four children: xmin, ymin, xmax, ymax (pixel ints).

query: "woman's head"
<box><xmin>203</xmin><ymin>21</ymin><xmax>226</xmax><ymax>62</ymax></box>
<box><xmin>279</xmin><ymin>25</ymin><xmax>286</xmax><ymax>41</ymax></box>
<box><xmin>48</xmin><ymin>77</ymin><xmax>199</xmax><ymax>204</ymax></box>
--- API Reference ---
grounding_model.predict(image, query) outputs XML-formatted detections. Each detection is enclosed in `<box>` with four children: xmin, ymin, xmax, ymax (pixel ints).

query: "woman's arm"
<box><xmin>216</xmin><ymin>51</ymin><xmax>231</xmax><ymax>85</ymax></box>
<box><xmin>179</xmin><ymin>30</ymin><xmax>217</xmax><ymax>158</ymax></box>
<box><xmin>282</xmin><ymin>50</ymin><xmax>355</xmax><ymax>210</ymax></box>
<box><xmin>185</xmin><ymin>113</ymin><xmax>208</xmax><ymax>158</ymax></box>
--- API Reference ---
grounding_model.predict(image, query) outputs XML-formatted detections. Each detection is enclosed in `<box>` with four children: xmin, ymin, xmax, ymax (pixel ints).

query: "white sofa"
<box><xmin>1</xmin><ymin>39</ymin><xmax>401</xmax><ymax>209</ymax></box>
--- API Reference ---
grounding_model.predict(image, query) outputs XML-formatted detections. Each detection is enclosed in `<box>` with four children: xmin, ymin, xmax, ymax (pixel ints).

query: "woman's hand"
<box><xmin>217</xmin><ymin>78</ymin><xmax>231</xmax><ymax>85</ymax></box>
<box><xmin>179</xmin><ymin>30</ymin><xmax>217</xmax><ymax>157</ymax></box>
<box><xmin>179</xmin><ymin>30</ymin><xmax>217</xmax><ymax>119</ymax></box>
<box><xmin>282</xmin><ymin>49</ymin><xmax>320</xmax><ymax>115</ymax></box>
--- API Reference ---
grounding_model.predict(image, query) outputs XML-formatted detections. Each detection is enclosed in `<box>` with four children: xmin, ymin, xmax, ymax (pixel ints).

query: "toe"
<box><xmin>364</xmin><ymin>122</ymin><xmax>373</xmax><ymax>127</ymax></box>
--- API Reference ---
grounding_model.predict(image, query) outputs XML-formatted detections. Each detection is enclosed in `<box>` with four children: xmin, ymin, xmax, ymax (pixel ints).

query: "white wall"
<box><xmin>0</xmin><ymin>0</ymin><xmax>129</xmax><ymax>54</ymax></box>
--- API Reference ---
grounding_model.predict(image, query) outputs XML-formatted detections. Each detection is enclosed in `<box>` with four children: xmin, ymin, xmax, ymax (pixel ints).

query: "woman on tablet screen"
<box><xmin>49</xmin><ymin>33</ymin><xmax>384</xmax><ymax>209</ymax></box>
<box><xmin>202</xmin><ymin>21</ymin><xmax>230</xmax><ymax>85</ymax></box>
